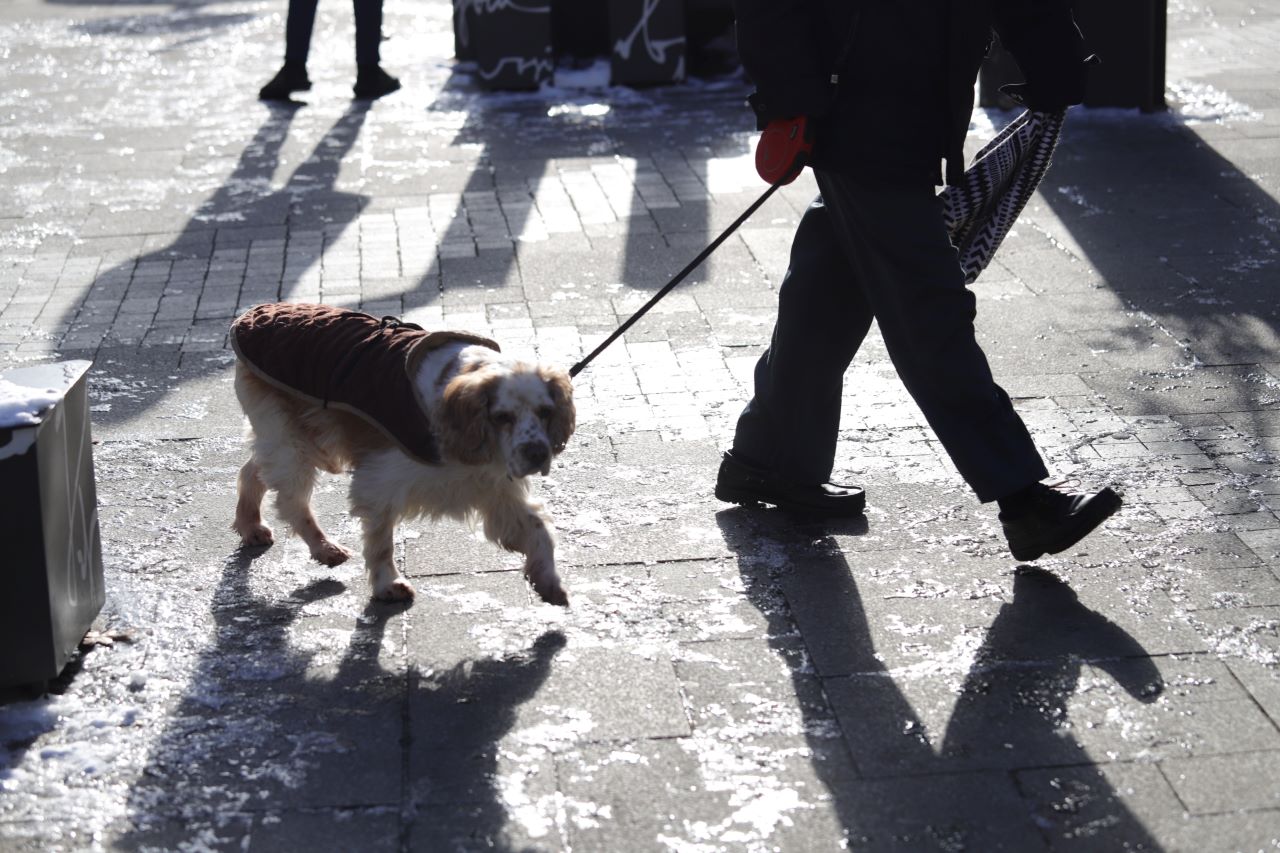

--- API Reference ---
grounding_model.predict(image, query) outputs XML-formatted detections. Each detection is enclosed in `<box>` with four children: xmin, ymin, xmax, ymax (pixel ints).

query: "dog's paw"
<box><xmin>374</xmin><ymin>577</ymin><xmax>416</xmax><ymax>602</ymax></box>
<box><xmin>311</xmin><ymin>540</ymin><xmax>353</xmax><ymax>567</ymax></box>
<box><xmin>236</xmin><ymin>523</ymin><xmax>275</xmax><ymax>548</ymax></box>
<box><xmin>532</xmin><ymin>578</ymin><xmax>569</xmax><ymax>607</ymax></box>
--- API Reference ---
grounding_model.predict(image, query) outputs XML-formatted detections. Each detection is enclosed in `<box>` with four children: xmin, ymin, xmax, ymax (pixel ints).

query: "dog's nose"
<box><xmin>519</xmin><ymin>441</ymin><xmax>550</xmax><ymax>471</ymax></box>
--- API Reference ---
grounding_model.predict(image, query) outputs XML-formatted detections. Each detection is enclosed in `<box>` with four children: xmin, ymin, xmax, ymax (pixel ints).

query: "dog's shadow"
<box><xmin>118</xmin><ymin>545</ymin><xmax>564</xmax><ymax>851</ymax></box>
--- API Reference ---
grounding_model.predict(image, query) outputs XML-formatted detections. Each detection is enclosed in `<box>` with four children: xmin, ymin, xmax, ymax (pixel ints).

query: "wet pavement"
<box><xmin>2</xmin><ymin>0</ymin><xmax>1280</xmax><ymax>850</ymax></box>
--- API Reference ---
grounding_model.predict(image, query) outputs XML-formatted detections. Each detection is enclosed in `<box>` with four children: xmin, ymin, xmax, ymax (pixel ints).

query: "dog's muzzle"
<box><xmin>516</xmin><ymin>441</ymin><xmax>552</xmax><ymax>477</ymax></box>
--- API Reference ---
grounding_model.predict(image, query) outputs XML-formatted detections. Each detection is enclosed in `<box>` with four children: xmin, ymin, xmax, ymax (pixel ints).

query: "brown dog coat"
<box><xmin>231</xmin><ymin>302</ymin><xmax>499</xmax><ymax>465</ymax></box>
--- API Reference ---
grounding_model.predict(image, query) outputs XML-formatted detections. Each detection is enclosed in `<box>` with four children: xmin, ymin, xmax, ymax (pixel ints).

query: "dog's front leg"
<box><xmin>355</xmin><ymin>506</ymin><xmax>416</xmax><ymax>602</ymax></box>
<box><xmin>484</xmin><ymin>493</ymin><xmax>567</xmax><ymax>606</ymax></box>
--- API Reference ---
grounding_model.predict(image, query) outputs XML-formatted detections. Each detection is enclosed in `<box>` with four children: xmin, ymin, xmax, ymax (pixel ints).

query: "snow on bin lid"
<box><xmin>0</xmin><ymin>360</ymin><xmax>92</xmax><ymax>429</ymax></box>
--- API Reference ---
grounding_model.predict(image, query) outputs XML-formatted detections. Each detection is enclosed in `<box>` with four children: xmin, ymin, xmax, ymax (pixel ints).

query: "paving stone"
<box><xmin>1163</xmin><ymin>751</ymin><xmax>1280</xmax><ymax>814</ymax></box>
<box><xmin>1015</xmin><ymin>762</ymin><xmax>1183</xmax><ymax>852</ymax></box>
<box><xmin>249</xmin><ymin>809</ymin><xmax>401</xmax><ymax>852</ymax></box>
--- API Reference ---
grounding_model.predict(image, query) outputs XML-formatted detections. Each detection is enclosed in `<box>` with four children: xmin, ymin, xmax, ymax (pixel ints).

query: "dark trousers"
<box><xmin>285</xmin><ymin>0</ymin><xmax>383</xmax><ymax>66</ymax></box>
<box><xmin>732</xmin><ymin>170</ymin><xmax>1048</xmax><ymax>502</ymax></box>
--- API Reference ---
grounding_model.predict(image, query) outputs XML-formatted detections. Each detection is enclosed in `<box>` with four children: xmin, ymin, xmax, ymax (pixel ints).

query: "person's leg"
<box><xmin>814</xmin><ymin>170</ymin><xmax>1119</xmax><ymax>556</ymax></box>
<box><xmin>259</xmin><ymin>0</ymin><xmax>317</xmax><ymax>100</ymax></box>
<box><xmin>352</xmin><ymin>0</ymin><xmax>401</xmax><ymax>98</ymax></box>
<box><xmin>732</xmin><ymin>195</ymin><xmax>874</xmax><ymax>484</ymax></box>
<box><xmin>353</xmin><ymin>0</ymin><xmax>382</xmax><ymax>65</ymax></box>
<box><xmin>285</xmin><ymin>0</ymin><xmax>321</xmax><ymax>66</ymax></box>
<box><xmin>813</xmin><ymin>170</ymin><xmax>1047</xmax><ymax>502</ymax></box>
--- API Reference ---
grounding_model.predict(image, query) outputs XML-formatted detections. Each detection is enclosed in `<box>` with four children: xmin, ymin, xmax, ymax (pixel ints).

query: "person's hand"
<box><xmin>755</xmin><ymin>116</ymin><xmax>814</xmax><ymax>185</ymax></box>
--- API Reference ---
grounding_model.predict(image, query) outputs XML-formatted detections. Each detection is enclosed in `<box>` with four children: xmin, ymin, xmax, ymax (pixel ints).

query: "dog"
<box><xmin>228</xmin><ymin>302</ymin><xmax>575</xmax><ymax>605</ymax></box>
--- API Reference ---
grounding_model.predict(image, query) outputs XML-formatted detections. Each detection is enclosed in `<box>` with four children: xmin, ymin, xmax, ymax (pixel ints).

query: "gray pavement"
<box><xmin>2</xmin><ymin>0</ymin><xmax>1280</xmax><ymax>850</ymax></box>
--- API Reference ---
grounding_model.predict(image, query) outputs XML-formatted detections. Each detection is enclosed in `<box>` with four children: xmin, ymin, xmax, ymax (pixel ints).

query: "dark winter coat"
<box><xmin>732</xmin><ymin>0</ymin><xmax>1090</xmax><ymax>186</ymax></box>
<box><xmin>231</xmin><ymin>303</ymin><xmax>500</xmax><ymax>465</ymax></box>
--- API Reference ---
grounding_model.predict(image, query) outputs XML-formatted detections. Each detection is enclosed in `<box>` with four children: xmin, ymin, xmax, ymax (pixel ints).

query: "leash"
<box><xmin>569</xmin><ymin>179</ymin><xmax>783</xmax><ymax>378</ymax></box>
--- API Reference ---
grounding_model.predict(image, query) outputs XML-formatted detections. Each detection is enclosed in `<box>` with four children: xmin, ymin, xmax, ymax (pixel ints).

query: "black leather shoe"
<box><xmin>353</xmin><ymin>65</ymin><xmax>401</xmax><ymax>99</ymax></box>
<box><xmin>259</xmin><ymin>63</ymin><xmax>311</xmax><ymax>101</ymax></box>
<box><xmin>1000</xmin><ymin>482</ymin><xmax>1122</xmax><ymax>561</ymax></box>
<box><xmin>715</xmin><ymin>451</ymin><xmax>866</xmax><ymax>518</ymax></box>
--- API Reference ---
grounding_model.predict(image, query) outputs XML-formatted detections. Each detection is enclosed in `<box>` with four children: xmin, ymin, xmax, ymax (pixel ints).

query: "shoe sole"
<box><xmin>714</xmin><ymin>482</ymin><xmax>867</xmax><ymax>519</ymax></box>
<box><xmin>1008</xmin><ymin>488</ymin><xmax>1123</xmax><ymax>562</ymax></box>
<box><xmin>259</xmin><ymin>83</ymin><xmax>312</xmax><ymax>101</ymax></box>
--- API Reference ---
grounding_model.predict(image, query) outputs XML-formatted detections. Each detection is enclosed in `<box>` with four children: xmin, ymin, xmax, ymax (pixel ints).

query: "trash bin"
<box><xmin>453</xmin><ymin>0</ymin><xmax>554</xmax><ymax>90</ymax></box>
<box><xmin>610</xmin><ymin>0</ymin><xmax>687</xmax><ymax>85</ymax></box>
<box><xmin>0</xmin><ymin>360</ymin><xmax>104</xmax><ymax>689</ymax></box>
<box><xmin>980</xmin><ymin>0</ymin><xmax>1167</xmax><ymax>112</ymax></box>
<box><xmin>552</xmin><ymin>0</ymin><xmax>610</xmax><ymax>61</ymax></box>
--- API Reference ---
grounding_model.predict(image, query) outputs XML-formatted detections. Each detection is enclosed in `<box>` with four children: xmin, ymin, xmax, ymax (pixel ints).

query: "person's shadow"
<box><xmin>117</xmin><ymin>545</ymin><xmax>565</xmax><ymax>850</ymax></box>
<box><xmin>64</xmin><ymin>101</ymin><xmax>372</xmax><ymax>430</ymax></box>
<box><xmin>716</xmin><ymin>509</ymin><xmax>1165</xmax><ymax>850</ymax></box>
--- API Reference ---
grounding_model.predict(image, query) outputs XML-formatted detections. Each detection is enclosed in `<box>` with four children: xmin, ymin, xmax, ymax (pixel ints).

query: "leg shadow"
<box><xmin>716</xmin><ymin>509</ymin><xmax>1165</xmax><ymax>850</ymax></box>
<box><xmin>118</xmin><ymin>545</ymin><xmax>564</xmax><ymax>850</ymax></box>
<box><xmin>68</xmin><ymin>103</ymin><xmax>373</xmax><ymax>432</ymax></box>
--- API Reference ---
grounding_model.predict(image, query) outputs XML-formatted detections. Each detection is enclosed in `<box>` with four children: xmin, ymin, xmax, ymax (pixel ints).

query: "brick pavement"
<box><xmin>2</xmin><ymin>0</ymin><xmax>1280</xmax><ymax>850</ymax></box>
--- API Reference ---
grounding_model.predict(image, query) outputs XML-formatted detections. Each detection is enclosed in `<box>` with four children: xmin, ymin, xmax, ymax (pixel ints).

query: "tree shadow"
<box><xmin>117</xmin><ymin>546</ymin><xmax>565</xmax><ymax>850</ymax></box>
<box><xmin>716</xmin><ymin>508</ymin><xmax>1165</xmax><ymax>850</ymax></box>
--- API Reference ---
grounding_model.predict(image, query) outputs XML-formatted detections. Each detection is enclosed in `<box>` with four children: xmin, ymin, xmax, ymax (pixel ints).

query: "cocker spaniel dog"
<box><xmin>229</xmin><ymin>302</ymin><xmax>575</xmax><ymax>605</ymax></box>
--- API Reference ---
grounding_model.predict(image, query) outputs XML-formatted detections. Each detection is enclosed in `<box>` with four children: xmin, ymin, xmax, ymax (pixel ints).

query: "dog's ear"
<box><xmin>438</xmin><ymin>367</ymin><xmax>498</xmax><ymax>465</ymax></box>
<box><xmin>539</xmin><ymin>366</ymin><xmax>576</xmax><ymax>454</ymax></box>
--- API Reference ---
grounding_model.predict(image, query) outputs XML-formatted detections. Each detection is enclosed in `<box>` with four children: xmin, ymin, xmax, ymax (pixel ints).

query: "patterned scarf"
<box><xmin>941</xmin><ymin>109</ymin><xmax>1067</xmax><ymax>283</ymax></box>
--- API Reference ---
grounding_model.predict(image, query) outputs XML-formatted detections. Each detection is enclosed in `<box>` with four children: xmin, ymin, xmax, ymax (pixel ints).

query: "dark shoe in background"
<box><xmin>353</xmin><ymin>64</ymin><xmax>401</xmax><ymax>99</ymax></box>
<box><xmin>259</xmin><ymin>62</ymin><xmax>311</xmax><ymax>101</ymax></box>
<box><xmin>1000</xmin><ymin>482</ymin><xmax>1122</xmax><ymax>561</ymax></box>
<box><xmin>715</xmin><ymin>451</ymin><xmax>866</xmax><ymax>518</ymax></box>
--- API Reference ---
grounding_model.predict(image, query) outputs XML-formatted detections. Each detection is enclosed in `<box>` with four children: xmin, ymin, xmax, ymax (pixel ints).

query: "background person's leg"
<box><xmin>353</xmin><ymin>0</ymin><xmax>382</xmax><ymax>65</ymax></box>
<box><xmin>284</xmin><ymin>0</ymin><xmax>321</xmax><ymax>65</ymax></box>
<box><xmin>732</xmin><ymin>196</ymin><xmax>874</xmax><ymax>485</ymax></box>
<box><xmin>259</xmin><ymin>0</ymin><xmax>319</xmax><ymax>100</ymax></box>
<box><xmin>352</xmin><ymin>0</ymin><xmax>400</xmax><ymax>98</ymax></box>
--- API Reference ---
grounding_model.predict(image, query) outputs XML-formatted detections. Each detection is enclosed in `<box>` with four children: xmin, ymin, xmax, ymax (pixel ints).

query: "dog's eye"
<box><xmin>492</xmin><ymin>411</ymin><xmax>516</xmax><ymax>427</ymax></box>
<box><xmin>536</xmin><ymin>406</ymin><xmax>555</xmax><ymax>422</ymax></box>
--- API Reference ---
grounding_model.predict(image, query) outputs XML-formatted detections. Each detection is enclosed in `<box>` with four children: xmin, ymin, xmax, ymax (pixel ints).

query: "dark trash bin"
<box><xmin>610</xmin><ymin>0</ymin><xmax>687</xmax><ymax>85</ymax></box>
<box><xmin>552</xmin><ymin>0</ymin><xmax>610</xmax><ymax>60</ymax></box>
<box><xmin>453</xmin><ymin>0</ymin><xmax>555</xmax><ymax>90</ymax></box>
<box><xmin>980</xmin><ymin>0</ymin><xmax>1166</xmax><ymax>112</ymax></box>
<box><xmin>0</xmin><ymin>360</ymin><xmax>104</xmax><ymax>689</ymax></box>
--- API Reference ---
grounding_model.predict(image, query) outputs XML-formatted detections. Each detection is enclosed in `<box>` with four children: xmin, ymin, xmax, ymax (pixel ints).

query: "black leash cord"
<box><xmin>568</xmin><ymin>179</ymin><xmax>783</xmax><ymax>379</ymax></box>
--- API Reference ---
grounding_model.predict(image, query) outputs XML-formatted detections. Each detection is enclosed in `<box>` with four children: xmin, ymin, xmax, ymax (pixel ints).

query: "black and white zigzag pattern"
<box><xmin>940</xmin><ymin>109</ymin><xmax>1066</xmax><ymax>284</ymax></box>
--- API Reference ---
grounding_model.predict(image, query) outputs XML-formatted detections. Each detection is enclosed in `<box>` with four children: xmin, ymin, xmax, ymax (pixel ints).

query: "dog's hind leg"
<box><xmin>483</xmin><ymin>491</ymin><xmax>567</xmax><ymax>606</ymax></box>
<box><xmin>271</xmin><ymin>463</ymin><xmax>353</xmax><ymax>567</ymax></box>
<box><xmin>233</xmin><ymin>458</ymin><xmax>274</xmax><ymax>547</ymax></box>
<box><xmin>248</xmin><ymin>439</ymin><xmax>352</xmax><ymax>567</ymax></box>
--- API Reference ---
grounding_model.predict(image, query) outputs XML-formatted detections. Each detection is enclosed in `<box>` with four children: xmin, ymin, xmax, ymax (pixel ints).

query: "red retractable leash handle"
<box><xmin>568</xmin><ymin>118</ymin><xmax>813</xmax><ymax>379</ymax></box>
<box><xmin>754</xmin><ymin>116</ymin><xmax>814</xmax><ymax>186</ymax></box>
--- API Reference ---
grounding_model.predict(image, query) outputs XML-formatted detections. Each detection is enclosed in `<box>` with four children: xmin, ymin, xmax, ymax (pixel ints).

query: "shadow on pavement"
<box><xmin>413</xmin><ymin>67</ymin><xmax>750</xmax><ymax>330</ymax></box>
<box><xmin>716</xmin><ymin>508</ymin><xmax>1165</xmax><ymax>850</ymax></box>
<box><xmin>70</xmin><ymin>101</ymin><xmax>370</xmax><ymax>430</ymax></box>
<box><xmin>1040</xmin><ymin>113</ymin><xmax>1280</xmax><ymax>443</ymax></box>
<box><xmin>118</xmin><ymin>547</ymin><xmax>564</xmax><ymax>850</ymax></box>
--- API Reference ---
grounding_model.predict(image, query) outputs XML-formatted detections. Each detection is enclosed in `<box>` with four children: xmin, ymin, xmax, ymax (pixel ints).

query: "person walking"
<box><xmin>259</xmin><ymin>0</ymin><xmax>401</xmax><ymax>101</ymax></box>
<box><xmin>715</xmin><ymin>0</ymin><xmax>1122</xmax><ymax>561</ymax></box>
